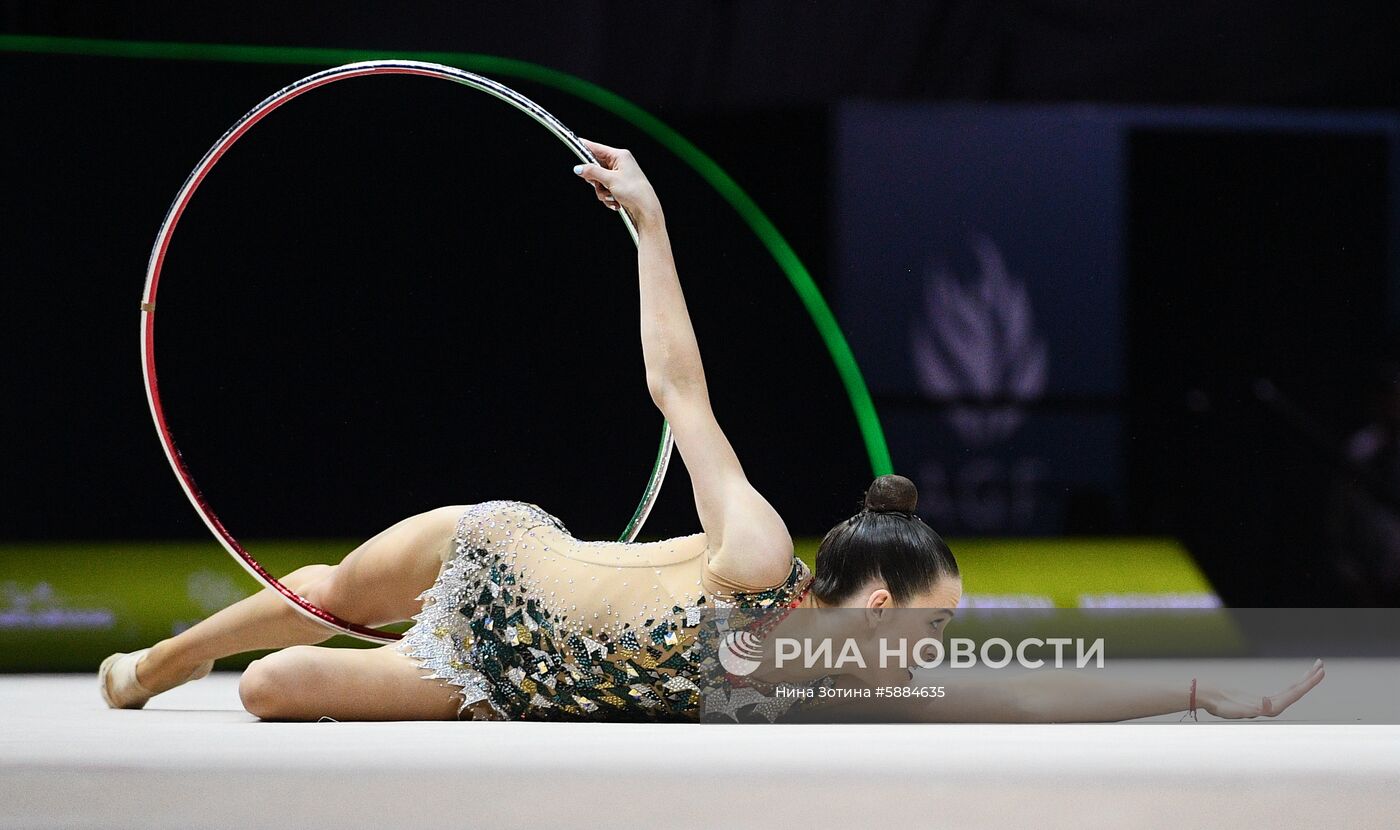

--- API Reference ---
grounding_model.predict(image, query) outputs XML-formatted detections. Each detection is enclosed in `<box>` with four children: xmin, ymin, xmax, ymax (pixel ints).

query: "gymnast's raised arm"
<box><xmin>573</xmin><ymin>139</ymin><xmax>794</xmax><ymax>587</ymax></box>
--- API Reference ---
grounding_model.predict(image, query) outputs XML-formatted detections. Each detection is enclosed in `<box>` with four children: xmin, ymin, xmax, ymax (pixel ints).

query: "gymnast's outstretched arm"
<box><xmin>573</xmin><ymin>139</ymin><xmax>794</xmax><ymax>588</ymax></box>
<box><xmin>814</xmin><ymin>659</ymin><xmax>1327</xmax><ymax>722</ymax></box>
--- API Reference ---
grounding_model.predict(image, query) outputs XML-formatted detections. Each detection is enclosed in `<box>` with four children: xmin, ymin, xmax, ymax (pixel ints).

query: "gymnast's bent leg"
<box><xmin>129</xmin><ymin>505</ymin><xmax>465</xmax><ymax>702</ymax></box>
<box><xmin>237</xmin><ymin>636</ymin><xmax>466</xmax><ymax>721</ymax></box>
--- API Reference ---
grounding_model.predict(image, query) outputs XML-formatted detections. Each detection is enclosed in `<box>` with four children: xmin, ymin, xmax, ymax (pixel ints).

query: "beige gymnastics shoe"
<box><xmin>99</xmin><ymin>647</ymin><xmax>215</xmax><ymax>710</ymax></box>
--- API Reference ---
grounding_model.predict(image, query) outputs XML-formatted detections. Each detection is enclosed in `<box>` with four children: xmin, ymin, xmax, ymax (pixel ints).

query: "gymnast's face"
<box><xmin>830</xmin><ymin>575</ymin><xmax>962</xmax><ymax>685</ymax></box>
<box><xmin>904</xmin><ymin>578</ymin><xmax>960</xmax><ymax>665</ymax></box>
<box><xmin>870</xmin><ymin>575</ymin><xmax>962</xmax><ymax>652</ymax></box>
<box><xmin>839</xmin><ymin>576</ymin><xmax>962</xmax><ymax>642</ymax></box>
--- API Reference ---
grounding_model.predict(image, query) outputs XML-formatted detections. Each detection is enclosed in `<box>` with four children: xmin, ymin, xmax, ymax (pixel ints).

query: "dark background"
<box><xmin>3</xmin><ymin>1</ymin><xmax>1398</xmax><ymax>606</ymax></box>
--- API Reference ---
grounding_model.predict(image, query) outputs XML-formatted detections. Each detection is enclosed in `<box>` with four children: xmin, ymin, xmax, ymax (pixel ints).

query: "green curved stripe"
<box><xmin>0</xmin><ymin>33</ymin><xmax>893</xmax><ymax>475</ymax></box>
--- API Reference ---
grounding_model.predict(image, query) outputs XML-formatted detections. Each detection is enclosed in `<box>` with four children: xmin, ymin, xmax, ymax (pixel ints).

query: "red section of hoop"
<box><xmin>143</xmin><ymin>67</ymin><xmax>451</xmax><ymax>641</ymax></box>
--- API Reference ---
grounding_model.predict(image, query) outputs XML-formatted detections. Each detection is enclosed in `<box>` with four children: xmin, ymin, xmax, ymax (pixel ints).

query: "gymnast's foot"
<box><xmin>99</xmin><ymin>643</ymin><xmax>215</xmax><ymax>709</ymax></box>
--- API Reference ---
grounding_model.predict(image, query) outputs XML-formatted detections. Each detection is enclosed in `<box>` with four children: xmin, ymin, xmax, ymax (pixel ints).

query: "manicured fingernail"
<box><xmin>573</xmin><ymin>164</ymin><xmax>584</xmax><ymax>175</ymax></box>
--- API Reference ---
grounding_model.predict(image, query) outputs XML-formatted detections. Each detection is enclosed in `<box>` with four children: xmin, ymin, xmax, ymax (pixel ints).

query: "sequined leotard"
<box><xmin>393</xmin><ymin>500</ymin><xmax>815</xmax><ymax>721</ymax></box>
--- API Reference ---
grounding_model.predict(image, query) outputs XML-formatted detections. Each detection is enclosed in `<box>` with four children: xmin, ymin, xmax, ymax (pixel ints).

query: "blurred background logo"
<box><xmin>912</xmin><ymin>235</ymin><xmax>1048</xmax><ymax>447</ymax></box>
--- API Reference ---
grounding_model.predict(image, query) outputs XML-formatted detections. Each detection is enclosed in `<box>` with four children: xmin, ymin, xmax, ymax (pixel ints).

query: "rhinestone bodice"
<box><xmin>394</xmin><ymin>500</ymin><xmax>813</xmax><ymax>721</ymax></box>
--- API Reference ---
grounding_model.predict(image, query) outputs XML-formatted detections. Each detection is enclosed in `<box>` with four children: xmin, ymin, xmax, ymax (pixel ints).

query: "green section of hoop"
<box><xmin>0</xmin><ymin>34</ymin><xmax>894</xmax><ymax>484</ymax></box>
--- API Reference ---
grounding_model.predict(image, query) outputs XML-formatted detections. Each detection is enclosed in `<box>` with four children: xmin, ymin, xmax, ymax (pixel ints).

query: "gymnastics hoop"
<box><xmin>140</xmin><ymin>60</ymin><xmax>674</xmax><ymax>644</ymax></box>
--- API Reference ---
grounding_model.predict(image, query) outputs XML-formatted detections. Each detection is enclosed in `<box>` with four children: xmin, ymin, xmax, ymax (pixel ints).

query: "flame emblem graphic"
<box><xmin>911</xmin><ymin>236</ymin><xmax>1048</xmax><ymax>446</ymax></box>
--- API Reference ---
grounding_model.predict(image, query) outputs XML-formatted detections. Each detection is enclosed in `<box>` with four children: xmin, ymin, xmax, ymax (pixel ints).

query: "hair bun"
<box><xmin>864</xmin><ymin>474</ymin><xmax>918</xmax><ymax>513</ymax></box>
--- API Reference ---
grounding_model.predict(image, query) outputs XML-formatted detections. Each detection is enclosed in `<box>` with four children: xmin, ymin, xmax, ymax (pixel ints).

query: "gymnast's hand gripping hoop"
<box><xmin>139</xmin><ymin>60</ymin><xmax>674</xmax><ymax>644</ymax></box>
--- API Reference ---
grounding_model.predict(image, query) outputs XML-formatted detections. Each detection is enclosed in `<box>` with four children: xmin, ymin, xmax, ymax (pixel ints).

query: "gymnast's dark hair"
<box><xmin>812</xmin><ymin>474</ymin><xmax>958</xmax><ymax>604</ymax></box>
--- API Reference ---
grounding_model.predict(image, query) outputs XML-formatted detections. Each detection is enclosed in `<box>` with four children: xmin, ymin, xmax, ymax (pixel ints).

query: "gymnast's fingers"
<box><xmin>579</xmin><ymin>137</ymin><xmax>622</xmax><ymax>167</ymax></box>
<box><xmin>1263</xmin><ymin>660</ymin><xmax>1326</xmax><ymax>717</ymax></box>
<box><xmin>574</xmin><ymin>161</ymin><xmax>619</xmax><ymax>190</ymax></box>
<box><xmin>1282</xmin><ymin>661</ymin><xmax>1327</xmax><ymax>711</ymax></box>
<box><xmin>587</xmin><ymin>181</ymin><xmax>619</xmax><ymax>210</ymax></box>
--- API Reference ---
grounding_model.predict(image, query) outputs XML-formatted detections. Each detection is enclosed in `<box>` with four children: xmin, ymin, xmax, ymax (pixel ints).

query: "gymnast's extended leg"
<box><xmin>129</xmin><ymin>505</ymin><xmax>464</xmax><ymax>700</ymax></box>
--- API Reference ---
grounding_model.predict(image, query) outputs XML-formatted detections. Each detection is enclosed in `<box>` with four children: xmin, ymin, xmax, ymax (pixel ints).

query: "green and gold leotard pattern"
<box><xmin>394</xmin><ymin>500</ymin><xmax>814</xmax><ymax>721</ymax></box>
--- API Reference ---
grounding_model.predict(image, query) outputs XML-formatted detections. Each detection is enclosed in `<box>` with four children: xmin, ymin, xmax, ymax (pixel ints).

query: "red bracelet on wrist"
<box><xmin>1189</xmin><ymin>677</ymin><xmax>1198</xmax><ymax>722</ymax></box>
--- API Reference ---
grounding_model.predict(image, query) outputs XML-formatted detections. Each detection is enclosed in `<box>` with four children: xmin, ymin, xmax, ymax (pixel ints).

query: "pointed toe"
<box><xmin>99</xmin><ymin>648</ymin><xmax>155</xmax><ymax>710</ymax></box>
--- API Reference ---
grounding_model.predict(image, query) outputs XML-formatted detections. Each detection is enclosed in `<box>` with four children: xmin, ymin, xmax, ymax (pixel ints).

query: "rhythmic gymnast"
<box><xmin>100</xmin><ymin>138</ymin><xmax>1325</xmax><ymax>723</ymax></box>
